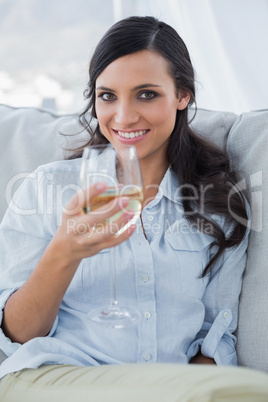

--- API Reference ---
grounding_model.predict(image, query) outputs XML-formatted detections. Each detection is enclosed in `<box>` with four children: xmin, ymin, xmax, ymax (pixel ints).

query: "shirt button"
<box><xmin>143</xmin><ymin>353</ymin><xmax>152</xmax><ymax>361</ymax></box>
<box><xmin>147</xmin><ymin>215</ymin><xmax>153</xmax><ymax>221</ymax></box>
<box><xmin>223</xmin><ymin>312</ymin><xmax>229</xmax><ymax>319</ymax></box>
<box><xmin>144</xmin><ymin>312</ymin><xmax>151</xmax><ymax>319</ymax></box>
<box><xmin>142</xmin><ymin>275</ymin><xmax>149</xmax><ymax>282</ymax></box>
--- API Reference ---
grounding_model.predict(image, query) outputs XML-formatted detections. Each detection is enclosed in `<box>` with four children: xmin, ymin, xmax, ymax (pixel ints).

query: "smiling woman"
<box><xmin>0</xmin><ymin>15</ymin><xmax>257</xmax><ymax>401</ymax></box>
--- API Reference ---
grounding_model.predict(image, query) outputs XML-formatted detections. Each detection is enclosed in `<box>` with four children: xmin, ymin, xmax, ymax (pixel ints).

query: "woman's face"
<box><xmin>95</xmin><ymin>50</ymin><xmax>189</xmax><ymax>166</ymax></box>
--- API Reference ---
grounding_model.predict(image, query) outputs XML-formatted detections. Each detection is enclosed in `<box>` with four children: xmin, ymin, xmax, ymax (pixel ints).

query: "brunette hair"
<box><xmin>71</xmin><ymin>16</ymin><xmax>248</xmax><ymax>276</ymax></box>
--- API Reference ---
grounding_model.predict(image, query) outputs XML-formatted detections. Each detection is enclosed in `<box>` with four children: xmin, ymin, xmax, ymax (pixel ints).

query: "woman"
<box><xmin>0</xmin><ymin>16</ymin><xmax>254</xmax><ymax>400</ymax></box>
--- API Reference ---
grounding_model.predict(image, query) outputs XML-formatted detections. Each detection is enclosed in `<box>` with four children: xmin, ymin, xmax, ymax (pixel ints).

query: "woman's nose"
<box><xmin>114</xmin><ymin>101</ymin><xmax>139</xmax><ymax>126</ymax></box>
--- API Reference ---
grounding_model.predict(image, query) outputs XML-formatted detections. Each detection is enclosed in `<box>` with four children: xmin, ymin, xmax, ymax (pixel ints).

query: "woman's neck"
<box><xmin>140</xmin><ymin>158</ymin><xmax>169</xmax><ymax>208</ymax></box>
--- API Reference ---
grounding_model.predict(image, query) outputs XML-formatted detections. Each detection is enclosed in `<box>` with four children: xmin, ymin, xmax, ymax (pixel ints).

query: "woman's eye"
<box><xmin>139</xmin><ymin>91</ymin><xmax>157</xmax><ymax>100</ymax></box>
<box><xmin>99</xmin><ymin>93</ymin><xmax>116</xmax><ymax>101</ymax></box>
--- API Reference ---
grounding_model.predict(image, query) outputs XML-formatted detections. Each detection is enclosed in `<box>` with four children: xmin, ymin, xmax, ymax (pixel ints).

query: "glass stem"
<box><xmin>110</xmin><ymin>246</ymin><xmax>118</xmax><ymax>307</ymax></box>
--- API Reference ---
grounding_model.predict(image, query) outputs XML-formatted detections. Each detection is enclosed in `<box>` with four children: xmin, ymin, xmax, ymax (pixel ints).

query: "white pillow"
<box><xmin>0</xmin><ymin>104</ymin><xmax>82</xmax><ymax>221</ymax></box>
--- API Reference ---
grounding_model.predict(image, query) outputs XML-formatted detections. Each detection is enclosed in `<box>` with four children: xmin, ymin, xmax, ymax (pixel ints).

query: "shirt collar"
<box><xmin>147</xmin><ymin>166</ymin><xmax>182</xmax><ymax>207</ymax></box>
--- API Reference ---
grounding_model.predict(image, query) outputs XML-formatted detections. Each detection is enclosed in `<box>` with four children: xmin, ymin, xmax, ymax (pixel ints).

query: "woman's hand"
<box><xmin>190</xmin><ymin>352</ymin><xmax>216</xmax><ymax>365</ymax></box>
<box><xmin>53</xmin><ymin>182</ymin><xmax>136</xmax><ymax>268</ymax></box>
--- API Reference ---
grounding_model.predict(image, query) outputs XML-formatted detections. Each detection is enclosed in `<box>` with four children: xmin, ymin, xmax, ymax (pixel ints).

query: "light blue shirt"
<box><xmin>0</xmin><ymin>155</ymin><xmax>249</xmax><ymax>378</ymax></box>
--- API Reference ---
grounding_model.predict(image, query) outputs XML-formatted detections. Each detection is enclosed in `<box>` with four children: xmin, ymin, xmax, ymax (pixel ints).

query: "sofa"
<box><xmin>0</xmin><ymin>103</ymin><xmax>268</xmax><ymax>399</ymax></box>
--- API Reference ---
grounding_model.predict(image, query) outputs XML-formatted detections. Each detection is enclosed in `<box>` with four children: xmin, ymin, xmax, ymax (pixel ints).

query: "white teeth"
<box><xmin>117</xmin><ymin>130</ymin><xmax>147</xmax><ymax>138</ymax></box>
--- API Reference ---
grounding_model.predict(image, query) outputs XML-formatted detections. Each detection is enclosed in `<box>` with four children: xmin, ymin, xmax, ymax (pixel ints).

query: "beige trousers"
<box><xmin>1</xmin><ymin>363</ymin><xmax>268</xmax><ymax>402</ymax></box>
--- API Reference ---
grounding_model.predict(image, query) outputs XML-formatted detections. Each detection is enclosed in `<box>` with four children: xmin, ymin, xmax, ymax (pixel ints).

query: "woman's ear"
<box><xmin>177</xmin><ymin>91</ymin><xmax>191</xmax><ymax>111</ymax></box>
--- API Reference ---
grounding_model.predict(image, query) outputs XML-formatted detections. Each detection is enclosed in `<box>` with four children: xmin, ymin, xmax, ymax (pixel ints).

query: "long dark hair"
<box><xmin>70</xmin><ymin>16</ymin><xmax>248</xmax><ymax>276</ymax></box>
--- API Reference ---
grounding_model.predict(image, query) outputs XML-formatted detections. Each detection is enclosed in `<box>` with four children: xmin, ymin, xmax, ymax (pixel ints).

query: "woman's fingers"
<box><xmin>95</xmin><ymin>224</ymin><xmax>137</xmax><ymax>252</ymax></box>
<box><xmin>91</xmin><ymin>208</ymin><xmax>135</xmax><ymax>238</ymax></box>
<box><xmin>79</xmin><ymin>222</ymin><xmax>137</xmax><ymax>256</ymax></box>
<box><xmin>68</xmin><ymin>206</ymin><xmax>134</xmax><ymax>239</ymax></box>
<box><xmin>63</xmin><ymin>182</ymin><xmax>108</xmax><ymax>217</ymax></box>
<box><xmin>67</xmin><ymin>208</ymin><xmax>136</xmax><ymax>255</ymax></box>
<box><xmin>59</xmin><ymin>183</ymin><xmax>138</xmax><ymax>259</ymax></box>
<box><xmin>75</xmin><ymin>195</ymin><xmax>130</xmax><ymax>228</ymax></box>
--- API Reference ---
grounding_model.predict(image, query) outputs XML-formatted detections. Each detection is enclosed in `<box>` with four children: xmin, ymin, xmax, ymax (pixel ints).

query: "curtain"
<box><xmin>133</xmin><ymin>0</ymin><xmax>268</xmax><ymax>114</ymax></box>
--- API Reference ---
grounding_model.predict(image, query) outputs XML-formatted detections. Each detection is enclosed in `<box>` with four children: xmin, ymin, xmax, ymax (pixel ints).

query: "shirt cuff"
<box><xmin>0</xmin><ymin>288</ymin><xmax>21</xmax><ymax>356</ymax></box>
<box><xmin>187</xmin><ymin>309</ymin><xmax>237</xmax><ymax>365</ymax></box>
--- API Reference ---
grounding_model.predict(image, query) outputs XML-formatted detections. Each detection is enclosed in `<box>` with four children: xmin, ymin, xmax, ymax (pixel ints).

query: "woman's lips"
<box><xmin>113</xmin><ymin>129</ymin><xmax>149</xmax><ymax>143</ymax></box>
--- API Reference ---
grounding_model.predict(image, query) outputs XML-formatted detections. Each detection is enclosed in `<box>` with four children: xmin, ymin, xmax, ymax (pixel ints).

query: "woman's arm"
<box><xmin>190</xmin><ymin>226</ymin><xmax>249</xmax><ymax>365</ymax></box>
<box><xmin>1</xmin><ymin>183</ymin><xmax>135</xmax><ymax>344</ymax></box>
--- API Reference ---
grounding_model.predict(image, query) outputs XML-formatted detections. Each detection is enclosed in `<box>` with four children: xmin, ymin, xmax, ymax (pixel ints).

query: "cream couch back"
<box><xmin>0</xmin><ymin>103</ymin><xmax>268</xmax><ymax>372</ymax></box>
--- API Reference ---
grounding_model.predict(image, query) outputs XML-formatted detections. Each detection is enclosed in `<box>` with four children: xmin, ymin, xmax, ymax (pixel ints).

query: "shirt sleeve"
<box><xmin>0</xmin><ymin>168</ymin><xmax>58</xmax><ymax>356</ymax></box>
<box><xmin>187</xmin><ymin>203</ymin><xmax>251</xmax><ymax>365</ymax></box>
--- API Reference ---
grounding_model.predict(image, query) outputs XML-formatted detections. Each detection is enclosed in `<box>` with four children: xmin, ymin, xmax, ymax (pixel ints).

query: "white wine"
<box><xmin>83</xmin><ymin>186</ymin><xmax>143</xmax><ymax>233</ymax></box>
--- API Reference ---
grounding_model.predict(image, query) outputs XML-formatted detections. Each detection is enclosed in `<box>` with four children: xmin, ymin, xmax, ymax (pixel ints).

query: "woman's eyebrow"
<box><xmin>131</xmin><ymin>84</ymin><xmax>162</xmax><ymax>91</ymax></box>
<box><xmin>95</xmin><ymin>84</ymin><xmax>162</xmax><ymax>92</ymax></box>
<box><xmin>95</xmin><ymin>86</ymin><xmax>114</xmax><ymax>91</ymax></box>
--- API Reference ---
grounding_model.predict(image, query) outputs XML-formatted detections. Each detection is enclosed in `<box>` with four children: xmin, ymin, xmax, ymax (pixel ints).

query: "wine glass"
<box><xmin>79</xmin><ymin>143</ymin><xmax>143</xmax><ymax>328</ymax></box>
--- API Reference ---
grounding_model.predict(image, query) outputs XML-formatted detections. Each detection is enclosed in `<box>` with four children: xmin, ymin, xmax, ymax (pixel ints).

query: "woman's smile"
<box><xmin>113</xmin><ymin>129</ymin><xmax>150</xmax><ymax>143</ymax></box>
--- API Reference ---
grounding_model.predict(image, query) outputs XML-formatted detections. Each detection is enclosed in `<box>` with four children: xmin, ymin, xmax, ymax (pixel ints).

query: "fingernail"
<box><xmin>125</xmin><ymin>210</ymin><xmax>135</xmax><ymax>218</ymax></box>
<box><xmin>119</xmin><ymin>197</ymin><xmax>129</xmax><ymax>207</ymax></box>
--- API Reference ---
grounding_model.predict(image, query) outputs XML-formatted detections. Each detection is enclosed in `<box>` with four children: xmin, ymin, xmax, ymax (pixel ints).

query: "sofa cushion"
<box><xmin>226</xmin><ymin>110</ymin><xmax>268</xmax><ymax>372</ymax></box>
<box><xmin>0</xmin><ymin>104</ymin><xmax>82</xmax><ymax>221</ymax></box>
<box><xmin>190</xmin><ymin>107</ymin><xmax>237</xmax><ymax>149</ymax></box>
